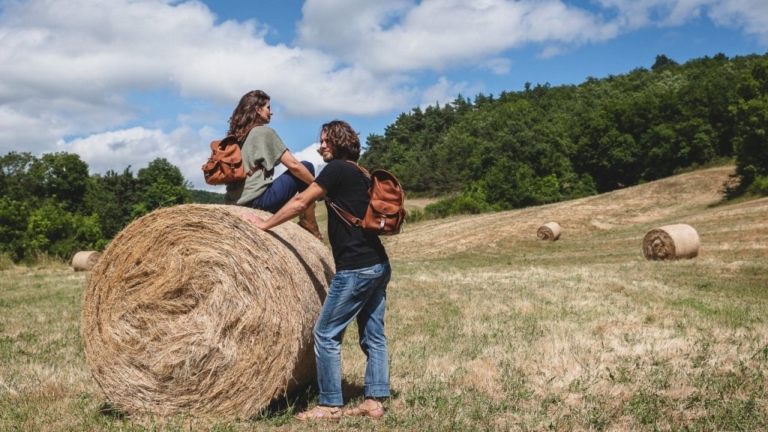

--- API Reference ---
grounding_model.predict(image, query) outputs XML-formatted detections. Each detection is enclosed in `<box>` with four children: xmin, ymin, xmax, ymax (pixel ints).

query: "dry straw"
<box><xmin>537</xmin><ymin>222</ymin><xmax>562</xmax><ymax>241</ymax></box>
<box><xmin>642</xmin><ymin>223</ymin><xmax>700</xmax><ymax>260</ymax></box>
<box><xmin>72</xmin><ymin>251</ymin><xmax>102</xmax><ymax>271</ymax></box>
<box><xmin>81</xmin><ymin>204</ymin><xmax>334</xmax><ymax>418</ymax></box>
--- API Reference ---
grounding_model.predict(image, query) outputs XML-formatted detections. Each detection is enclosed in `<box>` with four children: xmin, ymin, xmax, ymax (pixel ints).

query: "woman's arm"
<box><xmin>279</xmin><ymin>150</ymin><xmax>314</xmax><ymax>185</ymax></box>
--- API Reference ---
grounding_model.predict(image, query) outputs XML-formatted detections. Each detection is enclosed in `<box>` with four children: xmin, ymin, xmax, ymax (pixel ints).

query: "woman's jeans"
<box><xmin>314</xmin><ymin>261</ymin><xmax>392</xmax><ymax>407</ymax></box>
<box><xmin>251</xmin><ymin>161</ymin><xmax>314</xmax><ymax>213</ymax></box>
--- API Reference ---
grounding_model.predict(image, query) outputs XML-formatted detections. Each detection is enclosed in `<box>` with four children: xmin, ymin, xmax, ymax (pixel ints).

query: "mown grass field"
<box><xmin>1</xmin><ymin>165</ymin><xmax>767</xmax><ymax>431</ymax></box>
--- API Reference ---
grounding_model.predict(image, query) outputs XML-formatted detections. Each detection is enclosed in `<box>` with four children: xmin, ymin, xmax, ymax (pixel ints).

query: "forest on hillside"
<box><xmin>360</xmin><ymin>53</ymin><xmax>768</xmax><ymax>217</ymax></box>
<box><xmin>1</xmin><ymin>53</ymin><xmax>767</xmax><ymax>263</ymax></box>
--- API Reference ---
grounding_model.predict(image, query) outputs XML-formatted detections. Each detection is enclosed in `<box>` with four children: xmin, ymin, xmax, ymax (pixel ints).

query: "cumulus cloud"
<box><xmin>2</xmin><ymin>0</ymin><xmax>767</xmax><ymax>192</ymax></box>
<box><xmin>0</xmin><ymin>0</ymin><xmax>409</xmax><ymax>157</ymax></box>
<box><xmin>420</xmin><ymin>77</ymin><xmax>483</xmax><ymax>109</ymax></box>
<box><xmin>274</xmin><ymin>143</ymin><xmax>327</xmax><ymax>179</ymax></box>
<box><xmin>298</xmin><ymin>0</ymin><xmax>620</xmax><ymax>73</ymax></box>
<box><xmin>707</xmin><ymin>0</ymin><xmax>768</xmax><ymax>44</ymax></box>
<box><xmin>594</xmin><ymin>0</ymin><xmax>768</xmax><ymax>41</ymax></box>
<box><xmin>55</xmin><ymin>125</ymin><xmax>214</xmax><ymax>189</ymax></box>
<box><xmin>298</xmin><ymin>0</ymin><xmax>768</xmax><ymax>72</ymax></box>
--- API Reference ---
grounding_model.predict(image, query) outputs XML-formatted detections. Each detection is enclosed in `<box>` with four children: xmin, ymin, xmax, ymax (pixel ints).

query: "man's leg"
<box><xmin>313</xmin><ymin>263</ymin><xmax>388</xmax><ymax>406</ymax></box>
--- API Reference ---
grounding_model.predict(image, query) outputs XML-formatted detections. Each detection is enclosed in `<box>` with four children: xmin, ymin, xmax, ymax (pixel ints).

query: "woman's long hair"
<box><xmin>320</xmin><ymin>120</ymin><xmax>361</xmax><ymax>162</ymax></box>
<box><xmin>228</xmin><ymin>90</ymin><xmax>270</xmax><ymax>141</ymax></box>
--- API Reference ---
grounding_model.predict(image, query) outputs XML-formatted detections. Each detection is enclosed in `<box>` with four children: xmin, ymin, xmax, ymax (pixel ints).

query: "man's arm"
<box><xmin>245</xmin><ymin>182</ymin><xmax>326</xmax><ymax>231</ymax></box>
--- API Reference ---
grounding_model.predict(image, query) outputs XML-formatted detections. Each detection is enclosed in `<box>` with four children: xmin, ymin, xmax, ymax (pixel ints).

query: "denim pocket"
<box><xmin>351</xmin><ymin>264</ymin><xmax>384</xmax><ymax>298</ymax></box>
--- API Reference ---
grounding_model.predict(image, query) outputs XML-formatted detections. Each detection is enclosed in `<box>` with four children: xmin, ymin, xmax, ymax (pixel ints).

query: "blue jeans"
<box><xmin>314</xmin><ymin>261</ymin><xmax>391</xmax><ymax>406</ymax></box>
<box><xmin>251</xmin><ymin>161</ymin><xmax>314</xmax><ymax>213</ymax></box>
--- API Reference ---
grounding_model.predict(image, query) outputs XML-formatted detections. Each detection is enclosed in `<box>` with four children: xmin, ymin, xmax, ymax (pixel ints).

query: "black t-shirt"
<box><xmin>315</xmin><ymin>159</ymin><xmax>388</xmax><ymax>270</ymax></box>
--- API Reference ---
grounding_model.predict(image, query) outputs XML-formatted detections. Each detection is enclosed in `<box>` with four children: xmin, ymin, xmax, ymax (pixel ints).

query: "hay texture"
<box><xmin>72</xmin><ymin>251</ymin><xmax>102</xmax><ymax>271</ymax></box>
<box><xmin>81</xmin><ymin>204</ymin><xmax>334</xmax><ymax>418</ymax></box>
<box><xmin>537</xmin><ymin>222</ymin><xmax>562</xmax><ymax>241</ymax></box>
<box><xmin>642</xmin><ymin>223</ymin><xmax>700</xmax><ymax>260</ymax></box>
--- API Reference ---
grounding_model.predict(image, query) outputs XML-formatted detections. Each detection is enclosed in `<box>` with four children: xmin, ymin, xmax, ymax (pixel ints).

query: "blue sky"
<box><xmin>1</xmin><ymin>0</ymin><xmax>766</xmax><ymax>191</ymax></box>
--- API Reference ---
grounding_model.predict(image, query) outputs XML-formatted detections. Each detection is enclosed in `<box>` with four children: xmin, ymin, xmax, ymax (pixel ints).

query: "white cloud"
<box><xmin>420</xmin><ymin>77</ymin><xmax>482</xmax><ymax>109</ymax></box>
<box><xmin>0</xmin><ymin>0</ymin><xmax>410</xmax><ymax>158</ymax></box>
<box><xmin>298</xmin><ymin>0</ymin><xmax>620</xmax><ymax>73</ymax></box>
<box><xmin>594</xmin><ymin>0</ymin><xmax>768</xmax><ymax>43</ymax></box>
<box><xmin>707</xmin><ymin>0</ymin><xmax>768</xmax><ymax>44</ymax></box>
<box><xmin>2</xmin><ymin>0</ymin><xmax>768</xmax><ymax>192</ymax></box>
<box><xmin>299</xmin><ymin>0</ymin><xmax>768</xmax><ymax>72</ymax></box>
<box><xmin>55</xmin><ymin>126</ymin><xmax>213</xmax><ymax>189</ymax></box>
<box><xmin>276</xmin><ymin>142</ymin><xmax>328</xmax><ymax>179</ymax></box>
<box><xmin>483</xmin><ymin>57</ymin><xmax>512</xmax><ymax>75</ymax></box>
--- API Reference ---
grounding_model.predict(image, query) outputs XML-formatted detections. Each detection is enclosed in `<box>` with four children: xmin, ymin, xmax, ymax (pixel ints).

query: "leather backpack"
<box><xmin>201</xmin><ymin>135</ymin><xmax>260</xmax><ymax>185</ymax></box>
<box><xmin>328</xmin><ymin>162</ymin><xmax>406</xmax><ymax>235</ymax></box>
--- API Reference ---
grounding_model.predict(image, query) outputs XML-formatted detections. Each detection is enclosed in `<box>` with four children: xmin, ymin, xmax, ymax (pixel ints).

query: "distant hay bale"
<box><xmin>81</xmin><ymin>204</ymin><xmax>334</xmax><ymax>418</ymax></box>
<box><xmin>537</xmin><ymin>222</ymin><xmax>562</xmax><ymax>241</ymax></box>
<box><xmin>72</xmin><ymin>251</ymin><xmax>102</xmax><ymax>271</ymax></box>
<box><xmin>642</xmin><ymin>223</ymin><xmax>700</xmax><ymax>260</ymax></box>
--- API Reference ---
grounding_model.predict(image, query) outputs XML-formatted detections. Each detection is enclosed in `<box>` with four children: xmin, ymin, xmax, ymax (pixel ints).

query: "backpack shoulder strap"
<box><xmin>328</xmin><ymin>200</ymin><xmax>360</xmax><ymax>227</ymax></box>
<box><xmin>326</xmin><ymin>160</ymin><xmax>369</xmax><ymax>227</ymax></box>
<box><xmin>345</xmin><ymin>160</ymin><xmax>371</xmax><ymax>178</ymax></box>
<box><xmin>235</xmin><ymin>130</ymin><xmax>263</xmax><ymax>177</ymax></box>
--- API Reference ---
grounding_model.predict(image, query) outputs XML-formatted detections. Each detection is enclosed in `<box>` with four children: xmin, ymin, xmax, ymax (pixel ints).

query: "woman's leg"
<box><xmin>251</xmin><ymin>161</ymin><xmax>315</xmax><ymax>213</ymax></box>
<box><xmin>251</xmin><ymin>161</ymin><xmax>321</xmax><ymax>238</ymax></box>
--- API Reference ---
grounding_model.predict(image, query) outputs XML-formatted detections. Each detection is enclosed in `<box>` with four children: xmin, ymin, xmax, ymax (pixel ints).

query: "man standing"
<box><xmin>245</xmin><ymin>120</ymin><xmax>391</xmax><ymax>421</ymax></box>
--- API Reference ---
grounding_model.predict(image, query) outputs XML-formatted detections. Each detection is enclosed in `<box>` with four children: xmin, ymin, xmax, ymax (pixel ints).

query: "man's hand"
<box><xmin>241</xmin><ymin>212</ymin><xmax>267</xmax><ymax>230</ymax></box>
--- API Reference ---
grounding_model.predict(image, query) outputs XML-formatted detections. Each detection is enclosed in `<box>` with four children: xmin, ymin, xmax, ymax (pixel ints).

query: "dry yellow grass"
<box><xmin>385</xmin><ymin>166</ymin><xmax>749</xmax><ymax>259</ymax></box>
<box><xmin>2</xmin><ymin>165</ymin><xmax>767</xmax><ymax>431</ymax></box>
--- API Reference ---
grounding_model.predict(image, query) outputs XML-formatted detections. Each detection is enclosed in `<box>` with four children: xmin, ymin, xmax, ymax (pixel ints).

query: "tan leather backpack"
<box><xmin>328</xmin><ymin>162</ymin><xmax>406</xmax><ymax>235</ymax></box>
<box><xmin>201</xmin><ymin>136</ymin><xmax>260</xmax><ymax>185</ymax></box>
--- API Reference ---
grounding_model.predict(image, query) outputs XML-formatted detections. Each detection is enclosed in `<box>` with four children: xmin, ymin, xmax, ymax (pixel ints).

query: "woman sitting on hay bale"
<box><xmin>245</xmin><ymin>120</ymin><xmax>391</xmax><ymax>421</ymax></box>
<box><xmin>224</xmin><ymin>89</ymin><xmax>323</xmax><ymax>240</ymax></box>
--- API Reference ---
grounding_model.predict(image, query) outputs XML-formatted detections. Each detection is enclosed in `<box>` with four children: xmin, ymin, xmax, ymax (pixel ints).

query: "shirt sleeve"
<box><xmin>240</xmin><ymin>126</ymin><xmax>288</xmax><ymax>172</ymax></box>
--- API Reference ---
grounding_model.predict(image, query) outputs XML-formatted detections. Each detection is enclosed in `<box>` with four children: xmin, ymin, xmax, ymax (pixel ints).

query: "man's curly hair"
<box><xmin>320</xmin><ymin>120</ymin><xmax>361</xmax><ymax>162</ymax></box>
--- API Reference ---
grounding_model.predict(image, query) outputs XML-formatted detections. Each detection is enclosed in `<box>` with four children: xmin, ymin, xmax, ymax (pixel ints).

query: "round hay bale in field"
<box><xmin>81</xmin><ymin>204</ymin><xmax>334</xmax><ymax>418</ymax></box>
<box><xmin>642</xmin><ymin>223</ymin><xmax>700</xmax><ymax>261</ymax></box>
<box><xmin>537</xmin><ymin>222</ymin><xmax>562</xmax><ymax>241</ymax></box>
<box><xmin>72</xmin><ymin>251</ymin><xmax>102</xmax><ymax>271</ymax></box>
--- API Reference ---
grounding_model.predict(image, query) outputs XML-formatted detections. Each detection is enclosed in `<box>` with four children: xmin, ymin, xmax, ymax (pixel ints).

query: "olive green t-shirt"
<box><xmin>224</xmin><ymin>126</ymin><xmax>288</xmax><ymax>205</ymax></box>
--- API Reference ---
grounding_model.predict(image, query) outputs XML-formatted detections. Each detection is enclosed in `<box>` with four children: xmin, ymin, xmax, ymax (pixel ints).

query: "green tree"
<box><xmin>0</xmin><ymin>197</ymin><xmax>32</xmax><ymax>261</ymax></box>
<box><xmin>35</xmin><ymin>152</ymin><xmax>90</xmax><ymax>213</ymax></box>
<box><xmin>83</xmin><ymin>168</ymin><xmax>138</xmax><ymax>239</ymax></box>
<box><xmin>0</xmin><ymin>152</ymin><xmax>40</xmax><ymax>203</ymax></box>
<box><xmin>731</xmin><ymin>57</ymin><xmax>768</xmax><ymax>195</ymax></box>
<box><xmin>132</xmin><ymin>158</ymin><xmax>191</xmax><ymax>218</ymax></box>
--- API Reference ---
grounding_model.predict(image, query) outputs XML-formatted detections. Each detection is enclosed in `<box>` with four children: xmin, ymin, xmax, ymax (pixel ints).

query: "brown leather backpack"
<box><xmin>328</xmin><ymin>162</ymin><xmax>406</xmax><ymax>235</ymax></box>
<box><xmin>201</xmin><ymin>135</ymin><xmax>260</xmax><ymax>185</ymax></box>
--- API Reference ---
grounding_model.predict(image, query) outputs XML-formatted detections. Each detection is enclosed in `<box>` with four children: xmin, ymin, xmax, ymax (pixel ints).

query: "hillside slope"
<box><xmin>386</xmin><ymin>166</ymin><xmax>767</xmax><ymax>260</ymax></box>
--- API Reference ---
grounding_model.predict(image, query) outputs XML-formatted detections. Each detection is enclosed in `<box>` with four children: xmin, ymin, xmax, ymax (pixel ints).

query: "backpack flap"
<box><xmin>362</xmin><ymin>170</ymin><xmax>406</xmax><ymax>235</ymax></box>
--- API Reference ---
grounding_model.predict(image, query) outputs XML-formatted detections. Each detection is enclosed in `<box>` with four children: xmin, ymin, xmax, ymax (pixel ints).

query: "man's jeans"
<box><xmin>314</xmin><ymin>261</ymin><xmax>391</xmax><ymax>406</ymax></box>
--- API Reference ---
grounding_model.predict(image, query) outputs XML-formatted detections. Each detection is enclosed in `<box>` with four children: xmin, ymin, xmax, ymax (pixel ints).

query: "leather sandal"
<box><xmin>294</xmin><ymin>405</ymin><xmax>342</xmax><ymax>421</ymax></box>
<box><xmin>298</xmin><ymin>218</ymin><xmax>324</xmax><ymax>241</ymax></box>
<box><xmin>343</xmin><ymin>400</ymin><xmax>384</xmax><ymax>419</ymax></box>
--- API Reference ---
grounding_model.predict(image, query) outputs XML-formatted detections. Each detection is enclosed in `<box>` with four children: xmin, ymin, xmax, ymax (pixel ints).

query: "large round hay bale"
<box><xmin>81</xmin><ymin>204</ymin><xmax>334</xmax><ymax>418</ymax></box>
<box><xmin>642</xmin><ymin>223</ymin><xmax>700</xmax><ymax>260</ymax></box>
<box><xmin>537</xmin><ymin>222</ymin><xmax>562</xmax><ymax>241</ymax></box>
<box><xmin>72</xmin><ymin>251</ymin><xmax>102</xmax><ymax>271</ymax></box>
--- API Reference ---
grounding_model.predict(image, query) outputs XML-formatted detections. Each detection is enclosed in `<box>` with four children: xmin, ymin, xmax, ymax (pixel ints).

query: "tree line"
<box><xmin>0</xmin><ymin>154</ymin><xmax>199</xmax><ymax>263</ymax></box>
<box><xmin>3</xmin><ymin>52</ymin><xmax>767</xmax><ymax>263</ymax></box>
<box><xmin>359</xmin><ymin>52</ymin><xmax>768</xmax><ymax>218</ymax></box>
